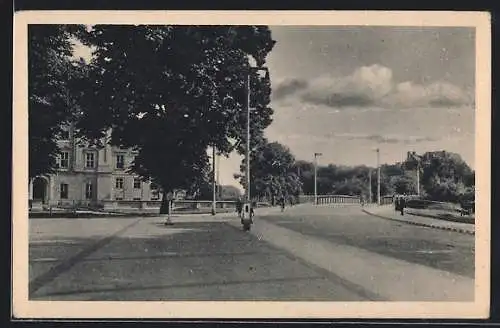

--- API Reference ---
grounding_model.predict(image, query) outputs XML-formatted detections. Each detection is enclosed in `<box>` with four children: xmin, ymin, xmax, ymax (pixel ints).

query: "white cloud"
<box><xmin>385</xmin><ymin>80</ymin><xmax>472</xmax><ymax>108</ymax></box>
<box><xmin>272</xmin><ymin>64</ymin><xmax>473</xmax><ymax>109</ymax></box>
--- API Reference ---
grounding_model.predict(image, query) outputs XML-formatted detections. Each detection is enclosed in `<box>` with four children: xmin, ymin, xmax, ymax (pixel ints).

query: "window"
<box><xmin>150</xmin><ymin>183</ymin><xmax>159</xmax><ymax>200</ymax></box>
<box><xmin>85</xmin><ymin>183</ymin><xmax>93</xmax><ymax>200</ymax></box>
<box><xmin>116</xmin><ymin>154</ymin><xmax>124</xmax><ymax>169</ymax></box>
<box><xmin>85</xmin><ymin>152</ymin><xmax>95</xmax><ymax>168</ymax></box>
<box><xmin>59</xmin><ymin>151</ymin><xmax>69</xmax><ymax>168</ymax></box>
<box><xmin>133</xmin><ymin>178</ymin><xmax>141</xmax><ymax>189</ymax></box>
<box><xmin>60</xmin><ymin>183</ymin><xmax>68</xmax><ymax>199</ymax></box>
<box><xmin>115</xmin><ymin>177</ymin><xmax>124</xmax><ymax>189</ymax></box>
<box><xmin>60</xmin><ymin>130</ymin><xmax>70</xmax><ymax>140</ymax></box>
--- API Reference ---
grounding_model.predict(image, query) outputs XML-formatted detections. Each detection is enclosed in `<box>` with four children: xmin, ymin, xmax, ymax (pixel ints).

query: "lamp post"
<box><xmin>245</xmin><ymin>70</ymin><xmax>251</xmax><ymax>205</ymax></box>
<box><xmin>211</xmin><ymin>146</ymin><xmax>216</xmax><ymax>216</ymax></box>
<box><xmin>416</xmin><ymin>160</ymin><xmax>420</xmax><ymax>196</ymax></box>
<box><xmin>368</xmin><ymin>168</ymin><xmax>372</xmax><ymax>204</ymax></box>
<box><xmin>245</xmin><ymin>65</ymin><xmax>269</xmax><ymax>207</ymax></box>
<box><xmin>314</xmin><ymin>152</ymin><xmax>322</xmax><ymax>205</ymax></box>
<box><xmin>375</xmin><ymin>148</ymin><xmax>381</xmax><ymax>206</ymax></box>
<box><xmin>217</xmin><ymin>153</ymin><xmax>221</xmax><ymax>199</ymax></box>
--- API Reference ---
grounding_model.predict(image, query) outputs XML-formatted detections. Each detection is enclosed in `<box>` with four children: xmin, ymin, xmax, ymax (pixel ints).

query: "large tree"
<box><xmin>389</xmin><ymin>171</ymin><xmax>418</xmax><ymax>195</ymax></box>
<box><xmin>75</xmin><ymin>25</ymin><xmax>276</xmax><ymax>213</ymax></box>
<box><xmin>28</xmin><ymin>25</ymin><xmax>85</xmax><ymax>178</ymax></box>
<box><xmin>235</xmin><ymin>140</ymin><xmax>301</xmax><ymax>203</ymax></box>
<box><xmin>402</xmin><ymin>150</ymin><xmax>474</xmax><ymax>202</ymax></box>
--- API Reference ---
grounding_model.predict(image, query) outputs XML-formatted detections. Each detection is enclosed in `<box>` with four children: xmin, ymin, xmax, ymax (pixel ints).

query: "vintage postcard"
<box><xmin>13</xmin><ymin>11</ymin><xmax>491</xmax><ymax>319</ymax></box>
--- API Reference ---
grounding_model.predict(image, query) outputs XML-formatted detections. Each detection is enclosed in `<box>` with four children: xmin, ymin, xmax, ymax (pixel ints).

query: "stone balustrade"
<box><xmin>298</xmin><ymin>194</ymin><xmax>394</xmax><ymax>205</ymax></box>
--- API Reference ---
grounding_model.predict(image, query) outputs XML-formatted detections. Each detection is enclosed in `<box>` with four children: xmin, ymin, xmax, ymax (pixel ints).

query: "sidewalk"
<box><xmin>363</xmin><ymin>205</ymin><xmax>475</xmax><ymax>236</ymax></box>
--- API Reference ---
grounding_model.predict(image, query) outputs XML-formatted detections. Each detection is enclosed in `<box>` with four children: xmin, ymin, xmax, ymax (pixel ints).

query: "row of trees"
<box><xmin>29</xmin><ymin>24</ymin><xmax>276</xmax><ymax>213</ymax></box>
<box><xmin>239</xmin><ymin>140</ymin><xmax>475</xmax><ymax>204</ymax></box>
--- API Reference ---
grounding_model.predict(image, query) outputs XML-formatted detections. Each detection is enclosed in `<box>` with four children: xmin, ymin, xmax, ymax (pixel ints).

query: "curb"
<box><xmin>29</xmin><ymin>209</ymin><xmax>246</xmax><ymax>219</ymax></box>
<box><xmin>405</xmin><ymin>210</ymin><xmax>475</xmax><ymax>225</ymax></box>
<box><xmin>362</xmin><ymin>209</ymin><xmax>475</xmax><ymax>236</ymax></box>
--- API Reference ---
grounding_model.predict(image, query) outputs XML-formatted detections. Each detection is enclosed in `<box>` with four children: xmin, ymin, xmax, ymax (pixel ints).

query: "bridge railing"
<box><xmin>298</xmin><ymin>194</ymin><xmax>394</xmax><ymax>205</ymax></box>
<box><xmin>298</xmin><ymin>194</ymin><xmax>360</xmax><ymax>204</ymax></box>
<box><xmin>98</xmin><ymin>199</ymin><xmax>271</xmax><ymax>213</ymax></box>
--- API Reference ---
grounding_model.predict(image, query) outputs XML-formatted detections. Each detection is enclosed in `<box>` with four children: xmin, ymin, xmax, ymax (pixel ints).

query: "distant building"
<box><xmin>29</xmin><ymin>124</ymin><xmax>163</xmax><ymax>211</ymax></box>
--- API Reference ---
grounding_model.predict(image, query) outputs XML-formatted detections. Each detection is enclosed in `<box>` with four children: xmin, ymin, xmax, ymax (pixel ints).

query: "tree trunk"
<box><xmin>159</xmin><ymin>191</ymin><xmax>170</xmax><ymax>214</ymax></box>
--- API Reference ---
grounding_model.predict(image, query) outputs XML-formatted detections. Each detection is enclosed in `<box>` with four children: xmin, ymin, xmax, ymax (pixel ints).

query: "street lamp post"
<box><xmin>245</xmin><ymin>71</ymin><xmax>251</xmax><ymax>204</ymax></box>
<box><xmin>368</xmin><ymin>169</ymin><xmax>372</xmax><ymax>204</ymax></box>
<box><xmin>217</xmin><ymin>153</ymin><xmax>221</xmax><ymax>199</ymax></box>
<box><xmin>245</xmin><ymin>65</ymin><xmax>269</xmax><ymax>208</ymax></box>
<box><xmin>211</xmin><ymin>146</ymin><xmax>216</xmax><ymax>216</ymax></box>
<box><xmin>416</xmin><ymin>161</ymin><xmax>420</xmax><ymax>196</ymax></box>
<box><xmin>314</xmin><ymin>152</ymin><xmax>322</xmax><ymax>205</ymax></box>
<box><xmin>376</xmin><ymin>148</ymin><xmax>381</xmax><ymax>206</ymax></box>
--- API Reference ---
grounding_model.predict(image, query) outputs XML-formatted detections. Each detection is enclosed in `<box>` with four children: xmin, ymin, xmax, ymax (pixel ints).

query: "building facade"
<box><xmin>29</xmin><ymin>124</ymin><xmax>163</xmax><ymax>210</ymax></box>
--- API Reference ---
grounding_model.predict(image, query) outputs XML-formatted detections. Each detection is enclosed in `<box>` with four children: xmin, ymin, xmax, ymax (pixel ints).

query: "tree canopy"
<box><xmin>28</xmin><ymin>25</ymin><xmax>86</xmax><ymax>178</ymax></box>
<box><xmin>235</xmin><ymin>140</ymin><xmax>301</xmax><ymax>203</ymax></box>
<box><xmin>74</xmin><ymin>25</ymin><xmax>276</xmax><ymax>212</ymax></box>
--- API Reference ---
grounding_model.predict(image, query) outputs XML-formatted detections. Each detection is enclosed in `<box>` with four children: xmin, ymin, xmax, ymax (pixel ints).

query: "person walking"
<box><xmin>399</xmin><ymin>196</ymin><xmax>406</xmax><ymax>215</ymax></box>
<box><xmin>279</xmin><ymin>195</ymin><xmax>285</xmax><ymax>212</ymax></box>
<box><xmin>236</xmin><ymin>197</ymin><xmax>243</xmax><ymax>219</ymax></box>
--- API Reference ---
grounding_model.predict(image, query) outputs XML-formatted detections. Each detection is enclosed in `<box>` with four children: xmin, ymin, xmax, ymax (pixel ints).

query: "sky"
<box><xmin>73</xmin><ymin>26</ymin><xmax>476</xmax><ymax>191</ymax></box>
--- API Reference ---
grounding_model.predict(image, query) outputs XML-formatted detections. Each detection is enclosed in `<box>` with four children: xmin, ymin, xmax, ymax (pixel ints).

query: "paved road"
<box><xmin>29</xmin><ymin>205</ymin><xmax>474</xmax><ymax>301</ymax></box>
<box><xmin>261</xmin><ymin>205</ymin><xmax>474</xmax><ymax>278</ymax></box>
